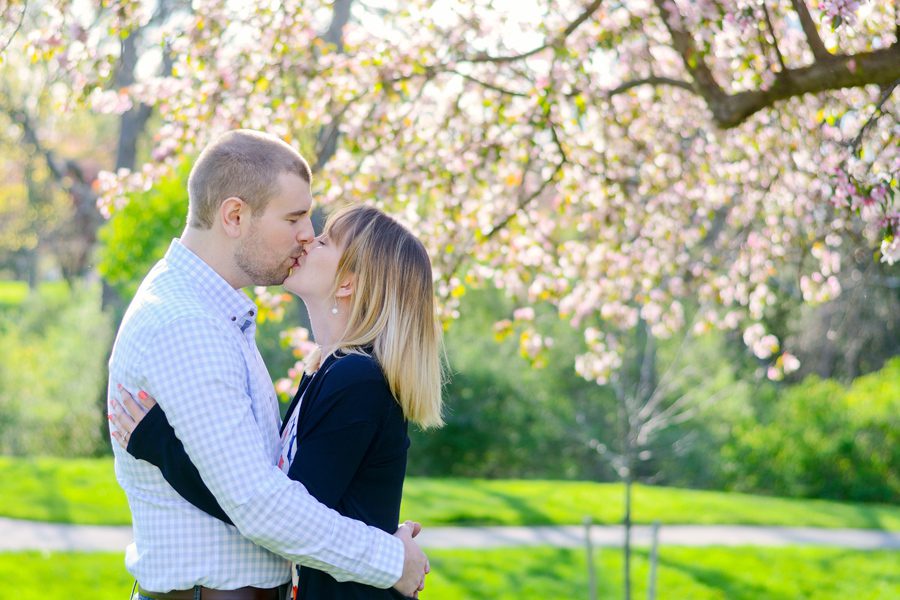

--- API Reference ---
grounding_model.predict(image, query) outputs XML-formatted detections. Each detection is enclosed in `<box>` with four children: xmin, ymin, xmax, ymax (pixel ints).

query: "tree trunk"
<box><xmin>315</xmin><ymin>0</ymin><xmax>355</xmax><ymax>171</ymax></box>
<box><xmin>623</xmin><ymin>471</ymin><xmax>632</xmax><ymax>600</ymax></box>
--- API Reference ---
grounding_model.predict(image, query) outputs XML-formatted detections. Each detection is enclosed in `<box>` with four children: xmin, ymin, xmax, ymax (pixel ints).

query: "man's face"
<box><xmin>234</xmin><ymin>172</ymin><xmax>314</xmax><ymax>286</ymax></box>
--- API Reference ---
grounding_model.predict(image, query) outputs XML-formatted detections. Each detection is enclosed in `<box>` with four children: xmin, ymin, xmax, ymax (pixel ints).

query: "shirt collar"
<box><xmin>164</xmin><ymin>239</ymin><xmax>258</xmax><ymax>326</ymax></box>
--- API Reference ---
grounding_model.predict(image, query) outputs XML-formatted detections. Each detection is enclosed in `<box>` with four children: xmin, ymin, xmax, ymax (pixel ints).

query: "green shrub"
<box><xmin>722</xmin><ymin>357</ymin><xmax>900</xmax><ymax>502</ymax></box>
<box><xmin>0</xmin><ymin>282</ymin><xmax>113</xmax><ymax>456</ymax></box>
<box><xmin>408</xmin><ymin>288</ymin><xmax>618</xmax><ymax>480</ymax></box>
<box><xmin>0</xmin><ymin>280</ymin><xmax>70</xmax><ymax>309</ymax></box>
<box><xmin>96</xmin><ymin>163</ymin><xmax>190</xmax><ymax>300</ymax></box>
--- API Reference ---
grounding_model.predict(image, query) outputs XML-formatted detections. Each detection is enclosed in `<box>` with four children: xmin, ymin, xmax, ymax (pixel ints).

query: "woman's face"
<box><xmin>282</xmin><ymin>231</ymin><xmax>343</xmax><ymax>302</ymax></box>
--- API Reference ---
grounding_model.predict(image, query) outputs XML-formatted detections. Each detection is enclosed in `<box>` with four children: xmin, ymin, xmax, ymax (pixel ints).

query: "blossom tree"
<box><xmin>12</xmin><ymin>2</ymin><xmax>897</xmax><ymax>595</ymax></box>
<box><xmin>14</xmin><ymin>0</ymin><xmax>898</xmax><ymax>382</ymax></box>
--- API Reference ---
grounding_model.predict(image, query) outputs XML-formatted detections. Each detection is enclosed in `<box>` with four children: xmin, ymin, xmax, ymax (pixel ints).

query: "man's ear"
<box><xmin>220</xmin><ymin>197</ymin><xmax>249</xmax><ymax>238</ymax></box>
<box><xmin>335</xmin><ymin>273</ymin><xmax>356</xmax><ymax>299</ymax></box>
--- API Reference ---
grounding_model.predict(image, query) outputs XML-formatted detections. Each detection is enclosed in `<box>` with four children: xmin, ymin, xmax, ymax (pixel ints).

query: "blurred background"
<box><xmin>0</xmin><ymin>0</ymin><xmax>898</xmax><ymax>598</ymax></box>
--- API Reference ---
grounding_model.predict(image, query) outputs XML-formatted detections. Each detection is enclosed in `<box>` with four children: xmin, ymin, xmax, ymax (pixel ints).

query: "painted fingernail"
<box><xmin>107</xmin><ymin>414</ymin><xmax>113</xmax><ymax>420</ymax></box>
<box><xmin>117</xmin><ymin>383</ymin><xmax>123</xmax><ymax>390</ymax></box>
<box><xmin>138</xmin><ymin>390</ymin><xmax>148</xmax><ymax>400</ymax></box>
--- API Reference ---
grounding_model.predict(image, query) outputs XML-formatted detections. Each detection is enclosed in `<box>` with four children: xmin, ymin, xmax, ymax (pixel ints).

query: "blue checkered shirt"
<box><xmin>109</xmin><ymin>240</ymin><xmax>403</xmax><ymax>592</ymax></box>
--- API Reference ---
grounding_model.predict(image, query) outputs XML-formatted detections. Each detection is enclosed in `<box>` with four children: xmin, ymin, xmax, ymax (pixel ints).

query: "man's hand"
<box><xmin>392</xmin><ymin>520</ymin><xmax>429</xmax><ymax>598</ymax></box>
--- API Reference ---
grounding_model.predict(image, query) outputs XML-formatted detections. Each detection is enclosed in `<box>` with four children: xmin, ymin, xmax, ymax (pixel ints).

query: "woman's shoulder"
<box><xmin>324</xmin><ymin>351</ymin><xmax>384</xmax><ymax>381</ymax></box>
<box><xmin>317</xmin><ymin>351</ymin><xmax>392</xmax><ymax>398</ymax></box>
<box><xmin>307</xmin><ymin>352</ymin><xmax>398</xmax><ymax>421</ymax></box>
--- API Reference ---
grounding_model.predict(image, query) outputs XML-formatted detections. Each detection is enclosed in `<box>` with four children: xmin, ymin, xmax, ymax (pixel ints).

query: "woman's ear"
<box><xmin>335</xmin><ymin>273</ymin><xmax>356</xmax><ymax>299</ymax></box>
<box><xmin>220</xmin><ymin>197</ymin><xmax>248</xmax><ymax>238</ymax></box>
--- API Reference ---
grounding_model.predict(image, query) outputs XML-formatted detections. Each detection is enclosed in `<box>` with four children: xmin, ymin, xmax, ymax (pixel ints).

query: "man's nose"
<box><xmin>297</xmin><ymin>219</ymin><xmax>315</xmax><ymax>244</ymax></box>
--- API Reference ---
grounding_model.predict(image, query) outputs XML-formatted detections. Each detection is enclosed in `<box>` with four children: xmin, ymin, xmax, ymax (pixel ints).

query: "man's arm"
<box><xmin>134</xmin><ymin>316</ymin><xmax>411</xmax><ymax>589</ymax></box>
<box><xmin>124</xmin><ymin>402</ymin><xmax>233</xmax><ymax>524</ymax></box>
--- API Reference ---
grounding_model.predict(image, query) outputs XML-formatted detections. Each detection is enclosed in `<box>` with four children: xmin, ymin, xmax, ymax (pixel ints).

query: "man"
<box><xmin>108</xmin><ymin>130</ymin><xmax>427</xmax><ymax>599</ymax></box>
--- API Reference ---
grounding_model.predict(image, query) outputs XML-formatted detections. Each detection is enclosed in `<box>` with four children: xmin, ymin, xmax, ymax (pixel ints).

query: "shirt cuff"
<box><xmin>369</xmin><ymin>529</ymin><xmax>406</xmax><ymax>589</ymax></box>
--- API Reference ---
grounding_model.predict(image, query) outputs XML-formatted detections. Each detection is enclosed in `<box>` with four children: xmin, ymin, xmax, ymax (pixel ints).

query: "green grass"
<box><xmin>0</xmin><ymin>458</ymin><xmax>130</xmax><ymax>525</ymax></box>
<box><xmin>2</xmin><ymin>457</ymin><xmax>899</xmax><ymax>530</ymax></box>
<box><xmin>0</xmin><ymin>280</ymin><xmax>69</xmax><ymax>308</ymax></box>
<box><xmin>0</xmin><ymin>547</ymin><xmax>897</xmax><ymax>599</ymax></box>
<box><xmin>401</xmin><ymin>478</ymin><xmax>900</xmax><ymax>530</ymax></box>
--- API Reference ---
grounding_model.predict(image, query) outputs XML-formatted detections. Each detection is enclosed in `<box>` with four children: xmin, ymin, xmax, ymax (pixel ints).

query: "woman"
<box><xmin>111</xmin><ymin>204</ymin><xmax>444</xmax><ymax>599</ymax></box>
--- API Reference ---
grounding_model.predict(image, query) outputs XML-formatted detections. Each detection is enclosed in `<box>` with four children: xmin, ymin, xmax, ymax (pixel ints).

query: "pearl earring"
<box><xmin>331</xmin><ymin>300</ymin><xmax>338</xmax><ymax>315</ymax></box>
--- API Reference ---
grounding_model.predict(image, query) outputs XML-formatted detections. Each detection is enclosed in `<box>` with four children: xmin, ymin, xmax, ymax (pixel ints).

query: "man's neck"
<box><xmin>180</xmin><ymin>228</ymin><xmax>247</xmax><ymax>289</ymax></box>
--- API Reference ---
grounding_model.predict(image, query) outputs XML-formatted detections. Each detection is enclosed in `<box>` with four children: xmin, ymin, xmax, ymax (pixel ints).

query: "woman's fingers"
<box><xmin>136</xmin><ymin>389</ymin><xmax>157</xmax><ymax>411</ymax></box>
<box><xmin>110</xmin><ymin>398</ymin><xmax>136</xmax><ymax>434</ymax></box>
<box><xmin>108</xmin><ymin>385</ymin><xmax>156</xmax><ymax>450</ymax></box>
<box><xmin>110</xmin><ymin>428</ymin><xmax>128</xmax><ymax>449</ymax></box>
<box><xmin>108</xmin><ymin>397</ymin><xmax>135</xmax><ymax>450</ymax></box>
<box><xmin>117</xmin><ymin>386</ymin><xmax>147</xmax><ymax>420</ymax></box>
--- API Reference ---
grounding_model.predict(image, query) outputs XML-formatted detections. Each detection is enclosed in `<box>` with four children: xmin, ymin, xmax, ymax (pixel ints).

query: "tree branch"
<box><xmin>466</xmin><ymin>0</ymin><xmax>604</xmax><ymax>63</ymax></box>
<box><xmin>654</xmin><ymin>0</ymin><xmax>900</xmax><ymax>128</ymax></box>
<box><xmin>608</xmin><ymin>76</ymin><xmax>695</xmax><ymax>97</ymax></box>
<box><xmin>0</xmin><ymin>0</ymin><xmax>28</xmax><ymax>57</ymax></box>
<box><xmin>3</xmin><ymin>101</ymin><xmax>101</xmax><ymax>232</ymax></box>
<box><xmin>790</xmin><ymin>0</ymin><xmax>831</xmax><ymax>61</ymax></box>
<box><xmin>761</xmin><ymin>2</ymin><xmax>787</xmax><ymax>72</ymax></box>
<box><xmin>847</xmin><ymin>78</ymin><xmax>899</xmax><ymax>157</ymax></box>
<box><xmin>451</xmin><ymin>69</ymin><xmax>529</xmax><ymax>97</ymax></box>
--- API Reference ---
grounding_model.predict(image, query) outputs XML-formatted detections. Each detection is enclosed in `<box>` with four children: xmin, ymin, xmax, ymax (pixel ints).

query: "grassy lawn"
<box><xmin>2</xmin><ymin>457</ymin><xmax>899</xmax><ymax>530</ymax></box>
<box><xmin>0</xmin><ymin>458</ymin><xmax>130</xmax><ymax>525</ymax></box>
<box><xmin>401</xmin><ymin>478</ymin><xmax>900</xmax><ymax>530</ymax></box>
<box><xmin>1</xmin><ymin>547</ymin><xmax>897</xmax><ymax>599</ymax></box>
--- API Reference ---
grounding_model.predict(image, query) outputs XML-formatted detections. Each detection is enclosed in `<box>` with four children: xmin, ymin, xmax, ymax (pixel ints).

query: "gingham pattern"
<box><xmin>109</xmin><ymin>240</ymin><xmax>403</xmax><ymax>593</ymax></box>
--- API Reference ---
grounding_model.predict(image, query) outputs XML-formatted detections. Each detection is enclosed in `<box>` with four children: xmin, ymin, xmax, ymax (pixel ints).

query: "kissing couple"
<box><xmin>108</xmin><ymin>129</ymin><xmax>444</xmax><ymax>600</ymax></box>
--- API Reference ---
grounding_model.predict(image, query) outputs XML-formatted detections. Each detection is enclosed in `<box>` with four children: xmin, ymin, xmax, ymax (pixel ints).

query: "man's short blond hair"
<box><xmin>187</xmin><ymin>130</ymin><xmax>311</xmax><ymax>229</ymax></box>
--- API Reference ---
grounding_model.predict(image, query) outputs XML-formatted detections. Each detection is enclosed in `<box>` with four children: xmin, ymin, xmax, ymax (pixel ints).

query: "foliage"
<box><xmin>96</xmin><ymin>162</ymin><xmax>190</xmax><ymax>300</ymax></box>
<box><xmin>4</xmin><ymin>456</ymin><xmax>900</xmax><ymax>529</ymax></box>
<box><xmin>2</xmin><ymin>547</ymin><xmax>898</xmax><ymax>600</ymax></box>
<box><xmin>721</xmin><ymin>357</ymin><xmax>900</xmax><ymax>503</ymax></box>
<box><xmin>409</xmin><ymin>288</ymin><xmax>616</xmax><ymax>480</ymax></box>
<box><xmin>0</xmin><ymin>282</ymin><xmax>113</xmax><ymax>456</ymax></box>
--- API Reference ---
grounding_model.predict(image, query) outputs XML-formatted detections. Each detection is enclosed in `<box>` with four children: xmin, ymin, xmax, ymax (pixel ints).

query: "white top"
<box><xmin>109</xmin><ymin>240</ymin><xmax>403</xmax><ymax>592</ymax></box>
<box><xmin>279</xmin><ymin>388</ymin><xmax>307</xmax><ymax>599</ymax></box>
<box><xmin>278</xmin><ymin>390</ymin><xmax>304</xmax><ymax>474</ymax></box>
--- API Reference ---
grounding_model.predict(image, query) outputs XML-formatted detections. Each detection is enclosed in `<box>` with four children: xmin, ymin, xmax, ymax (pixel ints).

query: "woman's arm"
<box><xmin>111</xmin><ymin>389</ymin><xmax>232</xmax><ymax>524</ymax></box>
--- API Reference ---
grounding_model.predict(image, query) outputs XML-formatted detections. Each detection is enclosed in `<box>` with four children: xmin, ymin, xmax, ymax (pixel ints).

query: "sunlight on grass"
<box><xmin>1</xmin><ymin>548</ymin><xmax>896</xmax><ymax>599</ymax></box>
<box><xmin>0</xmin><ymin>458</ymin><xmax>130</xmax><ymax>525</ymax></box>
<box><xmin>400</xmin><ymin>477</ymin><xmax>900</xmax><ymax>531</ymax></box>
<box><xmin>1</xmin><ymin>457</ymin><xmax>899</xmax><ymax>530</ymax></box>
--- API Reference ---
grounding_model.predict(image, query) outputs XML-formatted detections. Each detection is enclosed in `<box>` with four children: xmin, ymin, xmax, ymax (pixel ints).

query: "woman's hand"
<box><xmin>109</xmin><ymin>385</ymin><xmax>157</xmax><ymax>449</ymax></box>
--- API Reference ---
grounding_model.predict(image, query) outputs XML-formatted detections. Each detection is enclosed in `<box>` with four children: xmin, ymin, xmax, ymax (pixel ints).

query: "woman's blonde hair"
<box><xmin>319</xmin><ymin>204</ymin><xmax>445</xmax><ymax>429</ymax></box>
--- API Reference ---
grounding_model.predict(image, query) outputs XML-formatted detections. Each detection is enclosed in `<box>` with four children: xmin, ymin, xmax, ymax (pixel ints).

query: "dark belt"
<box><xmin>137</xmin><ymin>585</ymin><xmax>283</xmax><ymax>600</ymax></box>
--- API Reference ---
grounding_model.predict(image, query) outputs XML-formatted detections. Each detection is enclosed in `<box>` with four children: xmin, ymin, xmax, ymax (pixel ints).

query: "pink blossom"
<box><xmin>513</xmin><ymin>307</ymin><xmax>536</xmax><ymax>321</ymax></box>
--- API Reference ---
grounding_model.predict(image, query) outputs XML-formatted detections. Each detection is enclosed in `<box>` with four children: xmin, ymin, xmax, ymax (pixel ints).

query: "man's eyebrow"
<box><xmin>285</xmin><ymin>208</ymin><xmax>310</xmax><ymax>217</ymax></box>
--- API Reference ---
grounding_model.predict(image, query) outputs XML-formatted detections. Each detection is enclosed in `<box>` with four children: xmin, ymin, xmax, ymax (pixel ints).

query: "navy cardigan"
<box><xmin>127</xmin><ymin>351</ymin><xmax>410</xmax><ymax>599</ymax></box>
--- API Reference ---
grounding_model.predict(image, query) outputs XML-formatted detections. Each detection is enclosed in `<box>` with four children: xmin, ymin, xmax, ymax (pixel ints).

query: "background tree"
<box><xmin>18</xmin><ymin>0</ymin><xmax>893</xmax><ymax>377</ymax></box>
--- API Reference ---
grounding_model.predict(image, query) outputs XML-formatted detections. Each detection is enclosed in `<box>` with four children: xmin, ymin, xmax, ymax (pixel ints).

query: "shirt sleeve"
<box><xmin>289</xmin><ymin>362</ymin><xmax>394</xmax><ymax>510</ymax></box>
<box><xmin>134</xmin><ymin>316</ymin><xmax>404</xmax><ymax>588</ymax></box>
<box><xmin>126</xmin><ymin>404</ymin><xmax>233</xmax><ymax>525</ymax></box>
